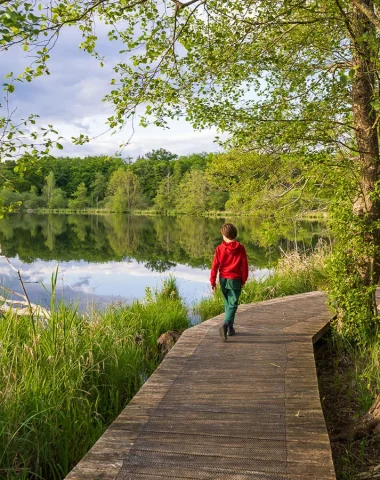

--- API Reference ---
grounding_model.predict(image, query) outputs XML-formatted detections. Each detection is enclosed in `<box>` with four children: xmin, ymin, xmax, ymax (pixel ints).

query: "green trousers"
<box><xmin>220</xmin><ymin>277</ymin><xmax>242</xmax><ymax>325</ymax></box>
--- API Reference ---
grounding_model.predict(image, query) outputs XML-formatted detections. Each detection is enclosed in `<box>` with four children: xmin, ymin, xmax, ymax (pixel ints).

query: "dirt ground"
<box><xmin>314</xmin><ymin>337</ymin><xmax>380</xmax><ymax>480</ymax></box>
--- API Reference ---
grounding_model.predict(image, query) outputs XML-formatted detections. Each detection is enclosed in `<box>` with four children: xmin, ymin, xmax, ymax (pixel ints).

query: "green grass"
<box><xmin>330</xmin><ymin>335</ymin><xmax>380</xmax><ymax>416</ymax></box>
<box><xmin>0</xmin><ymin>278</ymin><xmax>189</xmax><ymax>479</ymax></box>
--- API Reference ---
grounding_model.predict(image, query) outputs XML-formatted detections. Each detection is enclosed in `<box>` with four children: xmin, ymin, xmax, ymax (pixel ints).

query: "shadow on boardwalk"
<box><xmin>66</xmin><ymin>291</ymin><xmax>336</xmax><ymax>480</ymax></box>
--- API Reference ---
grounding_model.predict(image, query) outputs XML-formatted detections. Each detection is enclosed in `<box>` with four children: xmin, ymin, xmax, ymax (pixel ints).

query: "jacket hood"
<box><xmin>222</xmin><ymin>241</ymin><xmax>241</xmax><ymax>255</ymax></box>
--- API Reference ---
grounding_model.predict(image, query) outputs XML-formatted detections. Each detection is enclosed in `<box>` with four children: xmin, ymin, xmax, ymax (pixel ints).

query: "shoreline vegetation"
<box><xmin>316</xmin><ymin>336</ymin><xmax>380</xmax><ymax>480</ymax></box>
<box><xmin>9</xmin><ymin>207</ymin><xmax>330</xmax><ymax>219</ymax></box>
<box><xmin>0</xmin><ymin>277</ymin><xmax>189</xmax><ymax>480</ymax></box>
<box><xmin>0</xmin><ymin>246</ymin><xmax>379</xmax><ymax>479</ymax></box>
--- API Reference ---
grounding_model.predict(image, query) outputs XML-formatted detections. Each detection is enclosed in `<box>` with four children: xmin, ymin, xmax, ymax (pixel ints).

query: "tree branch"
<box><xmin>335</xmin><ymin>0</ymin><xmax>356</xmax><ymax>38</ymax></box>
<box><xmin>172</xmin><ymin>0</ymin><xmax>204</xmax><ymax>9</ymax></box>
<box><xmin>279</xmin><ymin>178</ymin><xmax>310</xmax><ymax>210</ymax></box>
<box><xmin>352</xmin><ymin>0</ymin><xmax>380</xmax><ymax>31</ymax></box>
<box><xmin>57</xmin><ymin>0</ymin><xmax>148</xmax><ymax>28</ymax></box>
<box><xmin>1</xmin><ymin>0</ymin><xmax>148</xmax><ymax>50</ymax></box>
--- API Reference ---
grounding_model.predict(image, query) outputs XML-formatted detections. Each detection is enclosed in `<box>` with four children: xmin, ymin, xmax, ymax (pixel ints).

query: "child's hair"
<box><xmin>221</xmin><ymin>223</ymin><xmax>237</xmax><ymax>240</ymax></box>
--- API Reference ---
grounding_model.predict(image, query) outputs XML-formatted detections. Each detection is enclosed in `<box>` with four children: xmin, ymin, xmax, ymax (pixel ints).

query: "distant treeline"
<box><xmin>0</xmin><ymin>149</ymin><xmax>229</xmax><ymax>214</ymax></box>
<box><xmin>0</xmin><ymin>148</ymin><xmax>330</xmax><ymax>215</ymax></box>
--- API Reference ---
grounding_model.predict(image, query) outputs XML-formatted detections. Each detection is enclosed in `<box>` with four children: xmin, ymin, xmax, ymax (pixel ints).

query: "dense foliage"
<box><xmin>0</xmin><ymin>147</ymin><xmax>331</xmax><ymax>216</ymax></box>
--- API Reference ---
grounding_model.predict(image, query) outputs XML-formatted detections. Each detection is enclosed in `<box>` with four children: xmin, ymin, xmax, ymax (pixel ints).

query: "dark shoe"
<box><xmin>219</xmin><ymin>323</ymin><xmax>228</xmax><ymax>342</ymax></box>
<box><xmin>227</xmin><ymin>325</ymin><xmax>235</xmax><ymax>336</ymax></box>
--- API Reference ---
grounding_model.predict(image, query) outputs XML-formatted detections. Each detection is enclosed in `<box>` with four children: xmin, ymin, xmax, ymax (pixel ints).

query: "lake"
<box><xmin>0</xmin><ymin>213</ymin><xmax>326</xmax><ymax>310</ymax></box>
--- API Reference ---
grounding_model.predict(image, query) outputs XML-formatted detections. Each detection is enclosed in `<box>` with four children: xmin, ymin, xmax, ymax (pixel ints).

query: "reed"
<box><xmin>0</xmin><ymin>278</ymin><xmax>189</xmax><ymax>479</ymax></box>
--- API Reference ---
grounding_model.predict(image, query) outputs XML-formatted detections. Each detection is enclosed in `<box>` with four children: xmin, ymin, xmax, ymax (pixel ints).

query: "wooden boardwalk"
<box><xmin>66</xmin><ymin>291</ymin><xmax>336</xmax><ymax>480</ymax></box>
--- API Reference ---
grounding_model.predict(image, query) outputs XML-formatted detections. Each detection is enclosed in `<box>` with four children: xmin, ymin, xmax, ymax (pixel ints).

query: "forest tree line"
<box><xmin>0</xmin><ymin>148</ymin><xmax>331</xmax><ymax>216</ymax></box>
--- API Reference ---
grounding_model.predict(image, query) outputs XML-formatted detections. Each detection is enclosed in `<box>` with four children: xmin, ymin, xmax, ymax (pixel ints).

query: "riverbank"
<box><xmin>22</xmin><ymin>207</ymin><xmax>328</xmax><ymax>219</ymax></box>
<box><xmin>21</xmin><ymin>207</ymin><xmax>238</xmax><ymax>216</ymax></box>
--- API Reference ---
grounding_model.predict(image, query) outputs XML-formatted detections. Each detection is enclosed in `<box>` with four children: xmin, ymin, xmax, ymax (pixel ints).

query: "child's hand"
<box><xmin>211</xmin><ymin>285</ymin><xmax>216</xmax><ymax>293</ymax></box>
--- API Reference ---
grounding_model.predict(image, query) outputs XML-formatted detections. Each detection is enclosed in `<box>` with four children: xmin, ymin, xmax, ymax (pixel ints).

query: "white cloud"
<box><xmin>1</xmin><ymin>24</ymin><xmax>225</xmax><ymax>159</ymax></box>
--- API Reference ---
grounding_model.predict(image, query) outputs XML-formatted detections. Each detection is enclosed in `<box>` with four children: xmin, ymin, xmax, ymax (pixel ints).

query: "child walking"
<box><xmin>210</xmin><ymin>223</ymin><xmax>248</xmax><ymax>341</ymax></box>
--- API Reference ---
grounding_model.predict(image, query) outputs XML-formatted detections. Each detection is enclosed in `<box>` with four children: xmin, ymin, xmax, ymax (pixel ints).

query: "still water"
<box><xmin>0</xmin><ymin>214</ymin><xmax>326</xmax><ymax>309</ymax></box>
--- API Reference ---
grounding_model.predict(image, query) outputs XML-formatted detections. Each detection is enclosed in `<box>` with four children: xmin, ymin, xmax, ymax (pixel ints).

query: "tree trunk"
<box><xmin>369</xmin><ymin>395</ymin><xmax>380</xmax><ymax>419</ymax></box>
<box><xmin>351</xmin><ymin>0</ymin><xmax>380</xmax><ymax>295</ymax></box>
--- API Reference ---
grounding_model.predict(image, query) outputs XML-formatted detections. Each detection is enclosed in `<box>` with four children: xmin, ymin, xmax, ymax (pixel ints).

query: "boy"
<box><xmin>210</xmin><ymin>223</ymin><xmax>248</xmax><ymax>341</ymax></box>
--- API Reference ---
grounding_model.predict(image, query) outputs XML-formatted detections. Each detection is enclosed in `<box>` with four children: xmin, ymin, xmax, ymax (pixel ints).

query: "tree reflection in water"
<box><xmin>0</xmin><ymin>213</ymin><xmax>326</xmax><ymax>272</ymax></box>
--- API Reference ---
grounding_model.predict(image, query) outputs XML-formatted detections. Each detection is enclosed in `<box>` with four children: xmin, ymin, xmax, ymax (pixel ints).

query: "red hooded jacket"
<box><xmin>210</xmin><ymin>241</ymin><xmax>248</xmax><ymax>287</ymax></box>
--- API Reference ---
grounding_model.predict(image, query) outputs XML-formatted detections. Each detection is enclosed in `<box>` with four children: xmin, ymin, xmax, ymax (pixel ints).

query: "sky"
<box><xmin>1</xmin><ymin>23</ymin><xmax>222</xmax><ymax>160</ymax></box>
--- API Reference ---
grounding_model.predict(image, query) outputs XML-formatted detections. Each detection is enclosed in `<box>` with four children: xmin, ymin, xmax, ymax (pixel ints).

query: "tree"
<box><xmin>21</xmin><ymin>185</ymin><xmax>44</xmax><ymax>210</ymax></box>
<box><xmin>0</xmin><ymin>188</ymin><xmax>22</xmax><ymax>211</ymax></box>
<box><xmin>38</xmin><ymin>156</ymin><xmax>124</xmax><ymax>197</ymax></box>
<box><xmin>42</xmin><ymin>171</ymin><xmax>56</xmax><ymax>208</ymax></box>
<box><xmin>207</xmin><ymin>191</ymin><xmax>229</xmax><ymax>212</ymax></box>
<box><xmin>90</xmin><ymin>172</ymin><xmax>107</xmax><ymax>208</ymax></box>
<box><xmin>129</xmin><ymin>149</ymin><xmax>177</xmax><ymax>204</ymax></box>
<box><xmin>41</xmin><ymin>171</ymin><xmax>66</xmax><ymax>209</ymax></box>
<box><xmin>144</xmin><ymin>149</ymin><xmax>178</xmax><ymax>163</ymax></box>
<box><xmin>106</xmin><ymin>169</ymin><xmax>143</xmax><ymax>211</ymax></box>
<box><xmin>176</xmin><ymin>170</ymin><xmax>210</xmax><ymax>215</ymax></box>
<box><xmin>154</xmin><ymin>174</ymin><xmax>178</xmax><ymax>211</ymax></box>
<box><xmin>68</xmin><ymin>182</ymin><xmax>89</xmax><ymax>210</ymax></box>
<box><xmin>207</xmin><ymin>150</ymin><xmax>329</xmax><ymax>215</ymax></box>
<box><xmin>4</xmin><ymin>0</ymin><xmax>380</xmax><ymax>338</ymax></box>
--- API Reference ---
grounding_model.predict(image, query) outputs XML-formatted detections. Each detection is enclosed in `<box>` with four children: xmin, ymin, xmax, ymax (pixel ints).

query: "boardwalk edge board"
<box><xmin>66</xmin><ymin>291</ymin><xmax>336</xmax><ymax>480</ymax></box>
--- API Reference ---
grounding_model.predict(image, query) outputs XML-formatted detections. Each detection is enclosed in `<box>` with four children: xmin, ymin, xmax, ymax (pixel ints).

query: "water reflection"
<box><xmin>0</xmin><ymin>214</ymin><xmax>326</xmax><ymax>306</ymax></box>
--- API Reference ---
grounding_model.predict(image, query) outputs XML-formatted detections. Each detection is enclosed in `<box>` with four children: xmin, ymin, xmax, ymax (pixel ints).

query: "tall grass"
<box><xmin>0</xmin><ymin>278</ymin><xmax>189</xmax><ymax>479</ymax></box>
<box><xmin>195</xmin><ymin>243</ymin><xmax>329</xmax><ymax>322</ymax></box>
<box><xmin>328</xmin><ymin>333</ymin><xmax>380</xmax><ymax>414</ymax></box>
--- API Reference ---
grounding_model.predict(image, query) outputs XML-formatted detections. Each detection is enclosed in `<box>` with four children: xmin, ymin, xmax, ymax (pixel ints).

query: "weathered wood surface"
<box><xmin>66</xmin><ymin>291</ymin><xmax>336</xmax><ymax>480</ymax></box>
